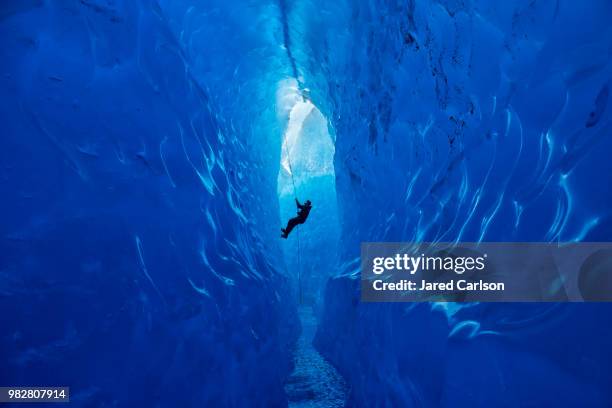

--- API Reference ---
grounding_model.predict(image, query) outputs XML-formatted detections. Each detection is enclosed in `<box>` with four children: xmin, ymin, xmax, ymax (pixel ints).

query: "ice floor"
<box><xmin>284</xmin><ymin>307</ymin><xmax>347</xmax><ymax>408</ymax></box>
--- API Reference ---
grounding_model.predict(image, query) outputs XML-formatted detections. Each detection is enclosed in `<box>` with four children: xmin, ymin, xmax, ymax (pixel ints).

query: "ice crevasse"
<box><xmin>1</xmin><ymin>0</ymin><xmax>612</xmax><ymax>407</ymax></box>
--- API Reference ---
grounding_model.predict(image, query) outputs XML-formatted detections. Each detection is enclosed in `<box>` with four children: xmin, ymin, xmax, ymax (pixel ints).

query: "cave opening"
<box><xmin>276</xmin><ymin>82</ymin><xmax>340</xmax><ymax>307</ymax></box>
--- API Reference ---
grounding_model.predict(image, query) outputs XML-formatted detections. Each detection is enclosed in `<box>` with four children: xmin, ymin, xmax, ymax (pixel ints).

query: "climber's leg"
<box><xmin>281</xmin><ymin>216</ymin><xmax>304</xmax><ymax>238</ymax></box>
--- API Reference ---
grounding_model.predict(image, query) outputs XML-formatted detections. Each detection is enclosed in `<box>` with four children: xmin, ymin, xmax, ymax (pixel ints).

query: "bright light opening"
<box><xmin>276</xmin><ymin>80</ymin><xmax>339</xmax><ymax>305</ymax></box>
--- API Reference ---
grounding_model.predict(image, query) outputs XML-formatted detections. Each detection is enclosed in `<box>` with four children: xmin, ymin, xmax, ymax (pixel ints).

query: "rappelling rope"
<box><xmin>283</xmin><ymin>137</ymin><xmax>303</xmax><ymax>305</ymax></box>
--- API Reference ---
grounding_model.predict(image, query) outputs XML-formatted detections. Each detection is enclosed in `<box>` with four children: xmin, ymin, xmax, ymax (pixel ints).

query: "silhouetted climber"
<box><xmin>281</xmin><ymin>198</ymin><xmax>312</xmax><ymax>238</ymax></box>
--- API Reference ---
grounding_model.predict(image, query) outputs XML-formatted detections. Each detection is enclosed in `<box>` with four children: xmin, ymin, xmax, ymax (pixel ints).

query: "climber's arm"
<box><xmin>295</xmin><ymin>198</ymin><xmax>304</xmax><ymax>209</ymax></box>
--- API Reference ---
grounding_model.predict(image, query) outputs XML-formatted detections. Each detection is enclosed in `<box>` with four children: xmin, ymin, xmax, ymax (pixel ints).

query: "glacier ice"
<box><xmin>1</xmin><ymin>0</ymin><xmax>612</xmax><ymax>407</ymax></box>
<box><xmin>292</xmin><ymin>0</ymin><xmax>612</xmax><ymax>406</ymax></box>
<box><xmin>0</xmin><ymin>1</ymin><xmax>298</xmax><ymax>406</ymax></box>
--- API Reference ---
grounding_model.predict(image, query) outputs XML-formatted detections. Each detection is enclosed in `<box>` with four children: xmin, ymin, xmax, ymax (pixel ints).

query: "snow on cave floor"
<box><xmin>284</xmin><ymin>307</ymin><xmax>348</xmax><ymax>407</ymax></box>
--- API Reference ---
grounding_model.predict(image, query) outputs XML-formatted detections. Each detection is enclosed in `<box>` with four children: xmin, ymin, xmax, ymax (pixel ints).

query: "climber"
<box><xmin>281</xmin><ymin>198</ymin><xmax>312</xmax><ymax>238</ymax></box>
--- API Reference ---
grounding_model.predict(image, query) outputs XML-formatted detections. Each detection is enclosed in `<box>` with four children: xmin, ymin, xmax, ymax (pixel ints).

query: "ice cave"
<box><xmin>1</xmin><ymin>0</ymin><xmax>612</xmax><ymax>406</ymax></box>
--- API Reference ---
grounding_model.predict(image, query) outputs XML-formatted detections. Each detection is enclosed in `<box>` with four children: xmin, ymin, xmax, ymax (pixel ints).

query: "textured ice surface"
<box><xmin>293</xmin><ymin>0</ymin><xmax>612</xmax><ymax>406</ymax></box>
<box><xmin>0</xmin><ymin>1</ymin><xmax>298</xmax><ymax>406</ymax></box>
<box><xmin>2</xmin><ymin>0</ymin><xmax>612</xmax><ymax>407</ymax></box>
<box><xmin>284</xmin><ymin>307</ymin><xmax>347</xmax><ymax>408</ymax></box>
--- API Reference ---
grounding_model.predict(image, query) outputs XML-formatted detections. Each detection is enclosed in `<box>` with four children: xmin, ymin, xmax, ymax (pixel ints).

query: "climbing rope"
<box><xmin>283</xmin><ymin>137</ymin><xmax>303</xmax><ymax>305</ymax></box>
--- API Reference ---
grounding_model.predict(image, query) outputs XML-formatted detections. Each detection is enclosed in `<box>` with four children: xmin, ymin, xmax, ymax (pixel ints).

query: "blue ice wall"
<box><xmin>0</xmin><ymin>1</ymin><xmax>298</xmax><ymax>406</ymax></box>
<box><xmin>280</xmin><ymin>0</ymin><xmax>612</xmax><ymax>406</ymax></box>
<box><xmin>3</xmin><ymin>0</ymin><xmax>612</xmax><ymax>406</ymax></box>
